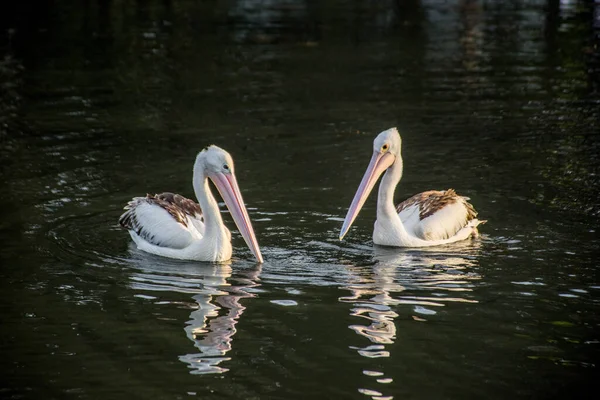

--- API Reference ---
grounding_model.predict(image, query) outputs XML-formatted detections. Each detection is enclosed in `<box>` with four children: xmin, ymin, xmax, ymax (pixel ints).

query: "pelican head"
<box><xmin>339</xmin><ymin>127</ymin><xmax>402</xmax><ymax>241</ymax></box>
<box><xmin>196</xmin><ymin>146</ymin><xmax>263</xmax><ymax>263</ymax></box>
<box><xmin>201</xmin><ymin>145</ymin><xmax>236</xmax><ymax>175</ymax></box>
<box><xmin>373</xmin><ymin>127</ymin><xmax>402</xmax><ymax>156</ymax></box>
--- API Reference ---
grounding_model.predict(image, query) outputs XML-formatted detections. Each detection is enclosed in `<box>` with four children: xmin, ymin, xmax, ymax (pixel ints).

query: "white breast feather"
<box><xmin>398</xmin><ymin>203</ymin><xmax>421</xmax><ymax>235</ymax></box>
<box><xmin>187</xmin><ymin>215</ymin><xmax>205</xmax><ymax>238</ymax></box>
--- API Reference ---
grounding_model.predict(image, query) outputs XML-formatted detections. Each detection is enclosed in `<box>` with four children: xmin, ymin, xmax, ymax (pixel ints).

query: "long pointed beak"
<box><xmin>339</xmin><ymin>151</ymin><xmax>395</xmax><ymax>240</ymax></box>
<box><xmin>210</xmin><ymin>172</ymin><xmax>264</xmax><ymax>263</ymax></box>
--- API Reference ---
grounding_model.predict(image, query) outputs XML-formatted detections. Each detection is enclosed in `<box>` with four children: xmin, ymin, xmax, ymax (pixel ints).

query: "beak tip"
<box><xmin>253</xmin><ymin>250</ymin><xmax>264</xmax><ymax>264</ymax></box>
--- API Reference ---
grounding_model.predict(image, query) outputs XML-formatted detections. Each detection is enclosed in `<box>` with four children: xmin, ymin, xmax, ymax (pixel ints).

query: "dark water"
<box><xmin>1</xmin><ymin>0</ymin><xmax>599</xmax><ymax>398</ymax></box>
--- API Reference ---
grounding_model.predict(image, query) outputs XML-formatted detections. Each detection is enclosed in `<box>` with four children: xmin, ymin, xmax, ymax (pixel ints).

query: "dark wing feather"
<box><xmin>152</xmin><ymin>192</ymin><xmax>203</xmax><ymax>227</ymax></box>
<box><xmin>396</xmin><ymin>189</ymin><xmax>477</xmax><ymax>221</ymax></box>
<box><xmin>119</xmin><ymin>192</ymin><xmax>203</xmax><ymax>248</ymax></box>
<box><xmin>396</xmin><ymin>189</ymin><xmax>480</xmax><ymax>241</ymax></box>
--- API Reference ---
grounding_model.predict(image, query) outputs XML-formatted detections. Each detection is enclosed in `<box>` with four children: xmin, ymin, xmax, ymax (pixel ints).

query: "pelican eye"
<box><xmin>381</xmin><ymin>144</ymin><xmax>389</xmax><ymax>152</ymax></box>
<box><xmin>223</xmin><ymin>164</ymin><xmax>229</xmax><ymax>171</ymax></box>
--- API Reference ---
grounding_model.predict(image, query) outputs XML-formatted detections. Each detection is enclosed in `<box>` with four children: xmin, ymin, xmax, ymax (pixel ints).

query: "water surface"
<box><xmin>1</xmin><ymin>0</ymin><xmax>599</xmax><ymax>399</ymax></box>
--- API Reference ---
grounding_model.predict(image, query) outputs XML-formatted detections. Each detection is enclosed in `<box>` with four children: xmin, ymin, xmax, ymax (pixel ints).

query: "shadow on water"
<box><xmin>124</xmin><ymin>251</ymin><xmax>262</xmax><ymax>375</ymax></box>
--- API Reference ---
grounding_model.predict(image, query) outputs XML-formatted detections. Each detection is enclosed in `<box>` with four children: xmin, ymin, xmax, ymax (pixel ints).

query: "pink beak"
<box><xmin>210</xmin><ymin>172</ymin><xmax>264</xmax><ymax>263</ymax></box>
<box><xmin>339</xmin><ymin>151</ymin><xmax>396</xmax><ymax>240</ymax></box>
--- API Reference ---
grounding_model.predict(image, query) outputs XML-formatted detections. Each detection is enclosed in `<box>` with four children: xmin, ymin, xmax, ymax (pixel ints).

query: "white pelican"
<box><xmin>119</xmin><ymin>145</ymin><xmax>263</xmax><ymax>263</ymax></box>
<box><xmin>339</xmin><ymin>128</ymin><xmax>484</xmax><ymax>247</ymax></box>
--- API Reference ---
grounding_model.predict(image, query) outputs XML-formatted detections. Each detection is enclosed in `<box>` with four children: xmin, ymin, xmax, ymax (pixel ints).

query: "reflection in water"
<box><xmin>126</xmin><ymin>254</ymin><xmax>261</xmax><ymax>374</ymax></box>
<box><xmin>1</xmin><ymin>0</ymin><xmax>598</xmax><ymax>397</ymax></box>
<box><xmin>180</xmin><ymin>264</ymin><xmax>261</xmax><ymax>374</ymax></box>
<box><xmin>0</xmin><ymin>54</ymin><xmax>22</xmax><ymax>138</ymax></box>
<box><xmin>228</xmin><ymin>0</ymin><xmax>309</xmax><ymax>44</ymax></box>
<box><xmin>340</xmin><ymin>243</ymin><xmax>482</xmax><ymax>399</ymax></box>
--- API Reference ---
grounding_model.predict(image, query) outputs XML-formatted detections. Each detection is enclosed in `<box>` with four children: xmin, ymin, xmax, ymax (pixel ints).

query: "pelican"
<box><xmin>339</xmin><ymin>128</ymin><xmax>484</xmax><ymax>247</ymax></box>
<box><xmin>119</xmin><ymin>146</ymin><xmax>263</xmax><ymax>263</ymax></box>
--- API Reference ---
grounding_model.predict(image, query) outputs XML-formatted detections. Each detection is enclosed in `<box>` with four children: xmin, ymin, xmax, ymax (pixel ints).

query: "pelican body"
<box><xmin>340</xmin><ymin>128</ymin><xmax>484</xmax><ymax>247</ymax></box>
<box><xmin>119</xmin><ymin>146</ymin><xmax>263</xmax><ymax>263</ymax></box>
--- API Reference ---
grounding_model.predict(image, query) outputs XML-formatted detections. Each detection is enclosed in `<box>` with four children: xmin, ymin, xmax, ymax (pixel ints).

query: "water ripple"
<box><xmin>124</xmin><ymin>257</ymin><xmax>262</xmax><ymax>375</ymax></box>
<box><xmin>341</xmin><ymin>243</ymin><xmax>483</xmax><ymax>398</ymax></box>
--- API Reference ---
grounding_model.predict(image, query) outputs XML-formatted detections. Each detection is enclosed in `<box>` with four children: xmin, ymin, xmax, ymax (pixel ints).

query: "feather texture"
<box><xmin>119</xmin><ymin>193</ymin><xmax>204</xmax><ymax>249</ymax></box>
<box><xmin>396</xmin><ymin>189</ymin><xmax>480</xmax><ymax>241</ymax></box>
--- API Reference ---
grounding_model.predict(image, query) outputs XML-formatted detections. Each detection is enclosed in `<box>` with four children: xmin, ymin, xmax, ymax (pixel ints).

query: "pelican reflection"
<box><xmin>126</xmin><ymin>254</ymin><xmax>261</xmax><ymax>374</ymax></box>
<box><xmin>180</xmin><ymin>263</ymin><xmax>261</xmax><ymax>374</ymax></box>
<box><xmin>340</xmin><ymin>243</ymin><xmax>482</xmax><ymax>398</ymax></box>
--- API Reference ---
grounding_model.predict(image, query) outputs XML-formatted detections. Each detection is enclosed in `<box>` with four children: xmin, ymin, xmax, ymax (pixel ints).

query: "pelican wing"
<box><xmin>119</xmin><ymin>192</ymin><xmax>204</xmax><ymax>249</ymax></box>
<box><xmin>396</xmin><ymin>189</ymin><xmax>477</xmax><ymax>241</ymax></box>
